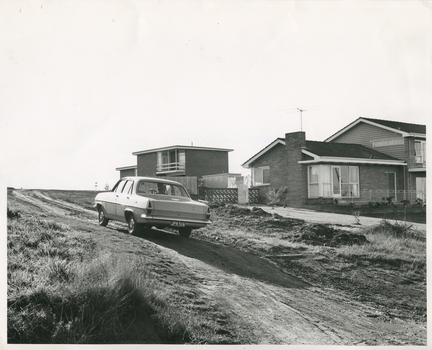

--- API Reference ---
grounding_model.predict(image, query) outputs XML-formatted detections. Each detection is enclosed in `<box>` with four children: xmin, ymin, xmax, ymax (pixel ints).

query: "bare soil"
<box><xmin>7</xmin><ymin>189</ymin><xmax>427</xmax><ymax>345</ymax></box>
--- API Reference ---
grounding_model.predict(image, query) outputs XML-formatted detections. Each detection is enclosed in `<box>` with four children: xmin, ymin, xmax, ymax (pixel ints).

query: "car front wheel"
<box><xmin>98</xmin><ymin>207</ymin><xmax>109</xmax><ymax>226</ymax></box>
<box><xmin>179</xmin><ymin>227</ymin><xmax>192</xmax><ymax>238</ymax></box>
<box><xmin>127</xmin><ymin>214</ymin><xmax>141</xmax><ymax>235</ymax></box>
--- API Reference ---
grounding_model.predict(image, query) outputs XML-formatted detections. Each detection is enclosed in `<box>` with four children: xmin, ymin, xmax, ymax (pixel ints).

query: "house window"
<box><xmin>252</xmin><ymin>166</ymin><xmax>270</xmax><ymax>186</ymax></box>
<box><xmin>414</xmin><ymin>141</ymin><xmax>426</xmax><ymax>164</ymax></box>
<box><xmin>308</xmin><ymin>165</ymin><xmax>359</xmax><ymax>198</ymax></box>
<box><xmin>308</xmin><ymin>166</ymin><xmax>319</xmax><ymax>197</ymax></box>
<box><xmin>416</xmin><ymin>177</ymin><xmax>426</xmax><ymax>202</ymax></box>
<box><xmin>372</xmin><ymin>138</ymin><xmax>404</xmax><ymax>148</ymax></box>
<box><xmin>157</xmin><ymin>149</ymin><xmax>186</xmax><ymax>173</ymax></box>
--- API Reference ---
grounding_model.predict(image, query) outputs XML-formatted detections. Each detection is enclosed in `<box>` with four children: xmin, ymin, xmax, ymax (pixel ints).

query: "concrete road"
<box><xmin>247</xmin><ymin>205</ymin><xmax>426</xmax><ymax>233</ymax></box>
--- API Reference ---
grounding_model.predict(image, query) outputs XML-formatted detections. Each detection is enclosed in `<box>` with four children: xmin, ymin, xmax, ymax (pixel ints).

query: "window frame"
<box><xmin>308</xmin><ymin>165</ymin><xmax>360</xmax><ymax>198</ymax></box>
<box><xmin>157</xmin><ymin>149</ymin><xmax>186</xmax><ymax>173</ymax></box>
<box><xmin>252</xmin><ymin>166</ymin><xmax>270</xmax><ymax>186</ymax></box>
<box><xmin>414</xmin><ymin>140</ymin><xmax>426</xmax><ymax>164</ymax></box>
<box><xmin>372</xmin><ymin>138</ymin><xmax>404</xmax><ymax>148</ymax></box>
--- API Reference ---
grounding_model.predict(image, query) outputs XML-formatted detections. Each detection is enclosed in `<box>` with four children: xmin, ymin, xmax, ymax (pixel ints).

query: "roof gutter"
<box><xmin>133</xmin><ymin>145</ymin><xmax>234</xmax><ymax>156</ymax></box>
<box><xmin>299</xmin><ymin>157</ymin><xmax>406</xmax><ymax>166</ymax></box>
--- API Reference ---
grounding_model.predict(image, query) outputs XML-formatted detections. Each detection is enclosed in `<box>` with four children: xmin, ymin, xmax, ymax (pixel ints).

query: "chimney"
<box><xmin>285</xmin><ymin>131</ymin><xmax>307</xmax><ymax>206</ymax></box>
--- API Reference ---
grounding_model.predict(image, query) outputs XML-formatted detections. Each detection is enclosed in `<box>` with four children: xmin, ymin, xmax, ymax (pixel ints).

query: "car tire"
<box><xmin>98</xmin><ymin>207</ymin><xmax>109</xmax><ymax>227</ymax></box>
<box><xmin>179</xmin><ymin>227</ymin><xmax>192</xmax><ymax>238</ymax></box>
<box><xmin>127</xmin><ymin>214</ymin><xmax>141</xmax><ymax>235</ymax></box>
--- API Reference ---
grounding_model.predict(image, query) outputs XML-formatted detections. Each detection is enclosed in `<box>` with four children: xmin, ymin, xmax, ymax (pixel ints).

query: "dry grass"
<box><xmin>7</xmin><ymin>214</ymin><xmax>231</xmax><ymax>344</ymax></box>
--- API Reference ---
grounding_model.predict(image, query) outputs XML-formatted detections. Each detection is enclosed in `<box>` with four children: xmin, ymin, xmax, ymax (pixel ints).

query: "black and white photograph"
<box><xmin>2</xmin><ymin>0</ymin><xmax>429</xmax><ymax>347</ymax></box>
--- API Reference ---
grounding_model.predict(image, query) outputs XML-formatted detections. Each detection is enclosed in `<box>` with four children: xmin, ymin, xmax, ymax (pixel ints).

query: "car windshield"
<box><xmin>137</xmin><ymin>181</ymin><xmax>189</xmax><ymax>198</ymax></box>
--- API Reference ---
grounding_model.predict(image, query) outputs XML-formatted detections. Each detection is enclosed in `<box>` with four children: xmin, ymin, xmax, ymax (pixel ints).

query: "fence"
<box><xmin>203</xmin><ymin>188</ymin><xmax>259</xmax><ymax>204</ymax></box>
<box><xmin>158</xmin><ymin>176</ymin><xmax>198</xmax><ymax>195</ymax></box>
<box><xmin>359</xmin><ymin>189</ymin><xmax>425</xmax><ymax>205</ymax></box>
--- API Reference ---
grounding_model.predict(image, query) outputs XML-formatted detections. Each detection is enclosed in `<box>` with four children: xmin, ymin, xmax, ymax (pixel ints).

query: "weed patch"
<box><xmin>368</xmin><ymin>219</ymin><xmax>424</xmax><ymax>241</ymax></box>
<box><xmin>7</xmin><ymin>208</ymin><xmax>21</xmax><ymax>219</ymax></box>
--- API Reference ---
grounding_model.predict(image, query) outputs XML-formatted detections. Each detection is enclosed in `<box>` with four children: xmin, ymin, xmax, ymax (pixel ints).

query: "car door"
<box><xmin>116</xmin><ymin>180</ymin><xmax>133</xmax><ymax>219</ymax></box>
<box><xmin>106</xmin><ymin>180</ymin><xmax>126</xmax><ymax>218</ymax></box>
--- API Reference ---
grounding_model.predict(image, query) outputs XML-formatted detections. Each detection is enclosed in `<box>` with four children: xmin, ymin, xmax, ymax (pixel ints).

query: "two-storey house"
<box><xmin>116</xmin><ymin>145</ymin><xmax>233</xmax><ymax>196</ymax></box>
<box><xmin>242</xmin><ymin>117</ymin><xmax>425</xmax><ymax>206</ymax></box>
<box><xmin>325</xmin><ymin>117</ymin><xmax>426</xmax><ymax>203</ymax></box>
<box><xmin>131</xmin><ymin>145</ymin><xmax>233</xmax><ymax>178</ymax></box>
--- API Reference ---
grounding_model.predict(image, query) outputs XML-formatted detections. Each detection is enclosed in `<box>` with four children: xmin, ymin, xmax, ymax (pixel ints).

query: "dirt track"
<box><xmin>8</xmin><ymin>190</ymin><xmax>426</xmax><ymax>345</ymax></box>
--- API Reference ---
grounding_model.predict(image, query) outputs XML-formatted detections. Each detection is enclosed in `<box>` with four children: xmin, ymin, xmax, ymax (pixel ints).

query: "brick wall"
<box><xmin>137</xmin><ymin>153</ymin><xmax>157</xmax><ymax>177</ymax></box>
<box><xmin>136</xmin><ymin>150</ymin><xmax>229</xmax><ymax>178</ymax></box>
<box><xmin>359</xmin><ymin>164</ymin><xmax>404</xmax><ymax>194</ymax></box>
<box><xmin>185</xmin><ymin>150</ymin><xmax>229</xmax><ymax>177</ymax></box>
<box><xmin>285</xmin><ymin>131</ymin><xmax>308</xmax><ymax>206</ymax></box>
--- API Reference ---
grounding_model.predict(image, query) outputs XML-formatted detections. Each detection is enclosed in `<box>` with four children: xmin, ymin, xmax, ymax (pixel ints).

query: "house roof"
<box><xmin>325</xmin><ymin>117</ymin><xmax>426</xmax><ymax>141</ymax></box>
<box><xmin>241</xmin><ymin>138</ymin><xmax>285</xmax><ymax>168</ymax></box>
<box><xmin>115</xmin><ymin>165</ymin><xmax>137</xmax><ymax>171</ymax></box>
<box><xmin>304</xmin><ymin>141</ymin><xmax>399</xmax><ymax>160</ymax></box>
<box><xmin>242</xmin><ymin>137</ymin><xmax>404</xmax><ymax>168</ymax></box>
<box><xmin>362</xmin><ymin>118</ymin><xmax>426</xmax><ymax>134</ymax></box>
<box><xmin>133</xmin><ymin>145</ymin><xmax>234</xmax><ymax>156</ymax></box>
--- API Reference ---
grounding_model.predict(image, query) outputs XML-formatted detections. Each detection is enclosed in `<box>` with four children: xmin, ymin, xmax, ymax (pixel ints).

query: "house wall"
<box><xmin>331</xmin><ymin>122</ymin><xmax>406</xmax><ymax>160</ymax></box>
<box><xmin>136</xmin><ymin>150</ymin><xmax>229</xmax><ymax>178</ymax></box>
<box><xmin>137</xmin><ymin>153</ymin><xmax>157</xmax><ymax>177</ymax></box>
<box><xmin>357</xmin><ymin>164</ymin><xmax>405</xmax><ymax>202</ymax></box>
<box><xmin>185</xmin><ymin>149</ymin><xmax>229</xmax><ymax>177</ymax></box>
<box><xmin>119</xmin><ymin>169</ymin><xmax>136</xmax><ymax>178</ymax></box>
<box><xmin>249</xmin><ymin>143</ymin><xmax>288</xmax><ymax>190</ymax></box>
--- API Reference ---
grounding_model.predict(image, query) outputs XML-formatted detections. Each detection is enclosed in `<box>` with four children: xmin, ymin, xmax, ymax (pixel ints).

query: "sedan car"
<box><xmin>94</xmin><ymin>176</ymin><xmax>211</xmax><ymax>237</ymax></box>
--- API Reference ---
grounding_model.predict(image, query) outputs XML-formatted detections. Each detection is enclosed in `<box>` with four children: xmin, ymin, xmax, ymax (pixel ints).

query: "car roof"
<box><xmin>120</xmin><ymin>176</ymin><xmax>184</xmax><ymax>186</ymax></box>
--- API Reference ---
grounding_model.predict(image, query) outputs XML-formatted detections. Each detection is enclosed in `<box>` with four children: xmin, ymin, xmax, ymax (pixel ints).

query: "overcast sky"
<box><xmin>1</xmin><ymin>0</ymin><xmax>431</xmax><ymax>190</ymax></box>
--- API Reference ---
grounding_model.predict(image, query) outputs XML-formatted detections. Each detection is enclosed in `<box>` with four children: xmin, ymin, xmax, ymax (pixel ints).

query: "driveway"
<box><xmin>247</xmin><ymin>205</ymin><xmax>426</xmax><ymax>233</ymax></box>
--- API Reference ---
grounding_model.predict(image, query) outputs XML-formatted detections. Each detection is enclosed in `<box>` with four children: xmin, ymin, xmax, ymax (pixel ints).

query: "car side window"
<box><xmin>128</xmin><ymin>181</ymin><xmax>134</xmax><ymax>194</ymax></box>
<box><xmin>123</xmin><ymin>180</ymin><xmax>133</xmax><ymax>194</ymax></box>
<box><xmin>172</xmin><ymin>186</ymin><xmax>183</xmax><ymax>197</ymax></box>
<box><xmin>115</xmin><ymin>180</ymin><xmax>127</xmax><ymax>193</ymax></box>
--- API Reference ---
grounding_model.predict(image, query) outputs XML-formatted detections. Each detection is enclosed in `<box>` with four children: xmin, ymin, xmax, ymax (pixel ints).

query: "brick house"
<box><xmin>325</xmin><ymin>118</ymin><xmax>426</xmax><ymax>203</ymax></box>
<box><xmin>115</xmin><ymin>145</ymin><xmax>234</xmax><ymax>197</ymax></box>
<box><xmin>242</xmin><ymin>117</ymin><xmax>425</xmax><ymax>206</ymax></box>
<box><xmin>131</xmin><ymin>145</ymin><xmax>233</xmax><ymax>178</ymax></box>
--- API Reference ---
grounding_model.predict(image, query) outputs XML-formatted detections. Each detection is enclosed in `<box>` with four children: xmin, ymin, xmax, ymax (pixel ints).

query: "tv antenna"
<box><xmin>297</xmin><ymin>108</ymin><xmax>307</xmax><ymax>131</ymax></box>
<box><xmin>274</xmin><ymin>106</ymin><xmax>318</xmax><ymax>131</ymax></box>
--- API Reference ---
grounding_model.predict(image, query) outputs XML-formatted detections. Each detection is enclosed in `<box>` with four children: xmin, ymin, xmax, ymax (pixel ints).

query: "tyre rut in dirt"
<box><xmin>127</xmin><ymin>213</ymin><xmax>141</xmax><ymax>235</ymax></box>
<box><xmin>179</xmin><ymin>227</ymin><xmax>192</xmax><ymax>238</ymax></box>
<box><xmin>98</xmin><ymin>207</ymin><xmax>109</xmax><ymax>226</ymax></box>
